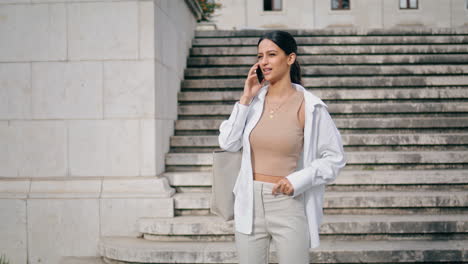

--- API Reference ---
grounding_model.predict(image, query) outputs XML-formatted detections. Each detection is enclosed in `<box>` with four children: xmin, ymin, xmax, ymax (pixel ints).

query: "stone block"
<box><xmin>140</xmin><ymin>119</ymin><xmax>156</xmax><ymax>176</ymax></box>
<box><xmin>139</xmin><ymin>1</ymin><xmax>155</xmax><ymax>59</ymax></box>
<box><xmin>0</xmin><ymin>179</ymin><xmax>30</xmax><ymax>198</ymax></box>
<box><xmin>69</xmin><ymin>120</ymin><xmax>139</xmax><ymax>177</ymax></box>
<box><xmin>176</xmin><ymin>33</ymin><xmax>187</xmax><ymax>79</ymax></box>
<box><xmin>29</xmin><ymin>179</ymin><xmax>102</xmax><ymax>198</ymax></box>
<box><xmin>175</xmin><ymin>119</ymin><xmax>222</xmax><ymax>131</ymax></box>
<box><xmin>0</xmin><ymin>122</ymin><xmax>15</xmax><ymax>177</ymax></box>
<box><xmin>139</xmin><ymin>216</ymin><xmax>233</xmax><ymax>236</ymax></box>
<box><xmin>155</xmin><ymin>119</ymin><xmax>173</xmax><ymax>175</ymax></box>
<box><xmin>154</xmin><ymin>0</ymin><xmax>162</xmax><ymax>8</ymax></box>
<box><xmin>28</xmin><ymin>199</ymin><xmax>100</xmax><ymax>264</ymax></box>
<box><xmin>210</xmin><ymin>0</ymin><xmax>246</xmax><ymax>30</ymax></box>
<box><xmin>184</xmin><ymin>1</ymin><xmax>196</xmax><ymax>30</ymax></box>
<box><xmin>156</xmin><ymin>63</ymin><xmax>179</xmax><ymax>120</ymax></box>
<box><xmin>170</xmin><ymin>135</ymin><xmax>216</xmax><ymax>147</ymax></box>
<box><xmin>101</xmin><ymin>177</ymin><xmax>174</xmax><ymax>198</ymax></box>
<box><xmin>68</xmin><ymin>2</ymin><xmax>138</xmax><ymax>60</ymax></box>
<box><xmin>158</xmin><ymin>0</ymin><xmax>170</xmax><ymax>16</ymax></box>
<box><xmin>164</xmin><ymin>0</ymin><xmax>179</xmax><ymax>23</ymax></box>
<box><xmin>0</xmin><ymin>63</ymin><xmax>31</xmax><ymax>119</ymax></box>
<box><xmin>451</xmin><ymin>0</ymin><xmax>468</xmax><ymax>27</ymax></box>
<box><xmin>100</xmin><ymin>198</ymin><xmax>174</xmax><ymax>236</ymax></box>
<box><xmin>59</xmin><ymin>256</ymin><xmax>105</xmax><ymax>264</ymax></box>
<box><xmin>0</xmin><ymin>121</ymin><xmax>67</xmax><ymax>177</ymax></box>
<box><xmin>162</xmin><ymin>19</ymin><xmax>178</xmax><ymax>71</ymax></box>
<box><xmin>165</xmin><ymin>171</ymin><xmax>211</xmax><ymax>186</ymax></box>
<box><xmin>155</xmin><ymin>63</ymin><xmax>168</xmax><ymax>119</ymax></box>
<box><xmin>174</xmin><ymin>192</ymin><xmax>210</xmax><ymax>209</ymax></box>
<box><xmin>167</xmin><ymin>69</ymin><xmax>180</xmax><ymax>119</ymax></box>
<box><xmin>165</xmin><ymin>153</ymin><xmax>212</xmax><ymax>166</ymax></box>
<box><xmin>315</xmin><ymin>0</ymin><xmax>356</xmax><ymax>28</ymax></box>
<box><xmin>0</xmin><ymin>199</ymin><xmax>27</xmax><ymax>264</ymax></box>
<box><xmin>103</xmin><ymin>60</ymin><xmax>155</xmax><ymax>118</ymax></box>
<box><xmin>21</xmin><ymin>121</ymin><xmax>68</xmax><ymax>177</ymax></box>
<box><xmin>32</xmin><ymin>62</ymin><xmax>102</xmax><ymax>119</ymax></box>
<box><xmin>154</xmin><ymin>6</ymin><xmax>165</xmax><ymax>63</ymax></box>
<box><xmin>382</xmin><ymin>0</ymin><xmax>451</xmax><ymax>28</ymax></box>
<box><xmin>0</xmin><ymin>4</ymin><xmax>66</xmax><ymax>62</ymax></box>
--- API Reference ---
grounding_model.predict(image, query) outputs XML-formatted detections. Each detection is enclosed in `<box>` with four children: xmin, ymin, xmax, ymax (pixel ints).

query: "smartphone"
<box><xmin>256</xmin><ymin>67</ymin><xmax>264</xmax><ymax>83</ymax></box>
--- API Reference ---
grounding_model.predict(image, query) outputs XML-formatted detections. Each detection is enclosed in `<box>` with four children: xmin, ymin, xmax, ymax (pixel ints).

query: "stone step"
<box><xmin>324</xmin><ymin>191</ymin><xmax>468</xmax><ymax>208</ymax></box>
<box><xmin>99</xmin><ymin>236</ymin><xmax>468</xmax><ymax>263</ymax></box>
<box><xmin>332</xmin><ymin>169</ymin><xmax>468</xmax><ymax>185</ymax></box>
<box><xmin>138</xmin><ymin>214</ymin><xmax>468</xmax><ymax>237</ymax></box>
<box><xmin>165</xmin><ymin>170</ymin><xmax>468</xmax><ymax>187</ymax></box>
<box><xmin>178</xmin><ymin>87</ymin><xmax>468</xmax><ymax>102</ymax></box>
<box><xmin>139</xmin><ymin>215</ymin><xmax>233</xmax><ymax>236</ymax></box>
<box><xmin>188</xmin><ymin>54</ymin><xmax>468</xmax><ymax>66</ymax></box>
<box><xmin>192</xmin><ymin>35</ymin><xmax>468</xmax><ymax>46</ymax></box>
<box><xmin>182</xmin><ymin>76</ymin><xmax>468</xmax><ymax>89</ymax></box>
<box><xmin>185</xmin><ymin>65</ymin><xmax>468</xmax><ymax>78</ymax></box>
<box><xmin>169</xmin><ymin>146</ymin><xmax>452</xmax><ymax>156</ymax></box>
<box><xmin>170</xmin><ymin>133</ymin><xmax>468</xmax><ymax>147</ymax></box>
<box><xmin>190</xmin><ymin>45</ymin><xmax>468</xmax><ymax>56</ymax></box>
<box><xmin>60</xmin><ymin>257</ymin><xmax>105</xmax><ymax>264</ymax></box>
<box><xmin>178</xmin><ymin>102</ymin><xmax>468</xmax><ymax>116</ymax></box>
<box><xmin>175</xmin><ymin>117</ymin><xmax>468</xmax><ymax>131</ymax></box>
<box><xmin>173</xmin><ymin>190</ymin><xmax>468</xmax><ymax>210</ymax></box>
<box><xmin>194</xmin><ymin>28</ymin><xmax>468</xmax><ymax>37</ymax></box>
<box><xmin>171</xmin><ymin>147</ymin><xmax>467</xmax><ymax>156</ymax></box>
<box><xmin>174</xmin><ymin>192</ymin><xmax>211</xmax><ymax>209</ymax></box>
<box><xmin>165</xmin><ymin>171</ymin><xmax>212</xmax><ymax>186</ymax></box>
<box><xmin>165</xmin><ymin>151</ymin><xmax>468</xmax><ymax>166</ymax></box>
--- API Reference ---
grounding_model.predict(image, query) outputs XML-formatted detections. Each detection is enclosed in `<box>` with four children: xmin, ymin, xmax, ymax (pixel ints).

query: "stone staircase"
<box><xmin>98</xmin><ymin>29</ymin><xmax>468</xmax><ymax>263</ymax></box>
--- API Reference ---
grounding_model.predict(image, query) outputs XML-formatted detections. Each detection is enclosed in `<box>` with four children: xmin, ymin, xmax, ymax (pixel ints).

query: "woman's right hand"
<box><xmin>240</xmin><ymin>63</ymin><xmax>265</xmax><ymax>105</ymax></box>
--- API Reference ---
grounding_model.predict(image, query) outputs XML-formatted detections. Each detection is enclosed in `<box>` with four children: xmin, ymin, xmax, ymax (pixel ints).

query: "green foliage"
<box><xmin>0</xmin><ymin>254</ymin><xmax>10</xmax><ymax>264</ymax></box>
<box><xmin>197</xmin><ymin>0</ymin><xmax>222</xmax><ymax>22</ymax></box>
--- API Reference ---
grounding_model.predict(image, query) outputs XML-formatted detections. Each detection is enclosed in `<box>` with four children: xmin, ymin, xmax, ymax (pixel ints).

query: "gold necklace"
<box><xmin>266</xmin><ymin>91</ymin><xmax>295</xmax><ymax>119</ymax></box>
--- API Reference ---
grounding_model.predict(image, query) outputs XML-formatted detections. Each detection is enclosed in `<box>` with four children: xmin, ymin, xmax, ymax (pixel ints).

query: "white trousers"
<box><xmin>235</xmin><ymin>181</ymin><xmax>310</xmax><ymax>264</ymax></box>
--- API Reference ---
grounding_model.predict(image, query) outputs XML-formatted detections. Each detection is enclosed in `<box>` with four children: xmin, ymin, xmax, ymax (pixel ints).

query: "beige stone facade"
<box><xmin>0</xmin><ymin>0</ymin><xmax>201</xmax><ymax>263</ymax></box>
<box><xmin>212</xmin><ymin>0</ymin><xmax>468</xmax><ymax>29</ymax></box>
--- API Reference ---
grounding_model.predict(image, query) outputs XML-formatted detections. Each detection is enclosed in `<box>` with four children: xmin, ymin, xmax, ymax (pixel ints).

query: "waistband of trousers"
<box><xmin>253</xmin><ymin>180</ymin><xmax>276</xmax><ymax>192</ymax></box>
<box><xmin>253</xmin><ymin>180</ymin><xmax>304</xmax><ymax>200</ymax></box>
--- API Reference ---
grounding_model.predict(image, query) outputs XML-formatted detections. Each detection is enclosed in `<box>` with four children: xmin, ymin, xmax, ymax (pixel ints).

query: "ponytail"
<box><xmin>290</xmin><ymin>59</ymin><xmax>302</xmax><ymax>85</ymax></box>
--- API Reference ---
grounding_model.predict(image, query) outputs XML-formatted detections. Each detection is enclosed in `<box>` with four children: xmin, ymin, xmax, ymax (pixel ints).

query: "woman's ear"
<box><xmin>288</xmin><ymin>53</ymin><xmax>297</xmax><ymax>65</ymax></box>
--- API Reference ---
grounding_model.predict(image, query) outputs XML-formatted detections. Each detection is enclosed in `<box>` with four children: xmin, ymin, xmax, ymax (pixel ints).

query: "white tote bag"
<box><xmin>210</xmin><ymin>150</ymin><xmax>242</xmax><ymax>221</ymax></box>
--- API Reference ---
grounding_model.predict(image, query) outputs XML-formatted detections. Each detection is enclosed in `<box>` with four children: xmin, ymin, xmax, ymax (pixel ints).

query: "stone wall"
<box><xmin>212</xmin><ymin>0</ymin><xmax>468</xmax><ymax>29</ymax></box>
<box><xmin>0</xmin><ymin>0</ymin><xmax>200</xmax><ymax>263</ymax></box>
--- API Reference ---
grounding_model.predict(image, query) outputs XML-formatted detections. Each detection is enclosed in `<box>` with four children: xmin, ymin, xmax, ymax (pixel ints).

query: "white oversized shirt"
<box><xmin>218</xmin><ymin>83</ymin><xmax>346</xmax><ymax>248</ymax></box>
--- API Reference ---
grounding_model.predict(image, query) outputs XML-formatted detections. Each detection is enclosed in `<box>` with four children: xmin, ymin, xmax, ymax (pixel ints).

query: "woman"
<box><xmin>218</xmin><ymin>30</ymin><xmax>346</xmax><ymax>264</ymax></box>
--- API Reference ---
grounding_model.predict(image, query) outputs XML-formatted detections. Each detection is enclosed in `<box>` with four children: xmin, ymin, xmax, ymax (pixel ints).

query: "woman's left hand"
<box><xmin>272</xmin><ymin>178</ymin><xmax>294</xmax><ymax>196</ymax></box>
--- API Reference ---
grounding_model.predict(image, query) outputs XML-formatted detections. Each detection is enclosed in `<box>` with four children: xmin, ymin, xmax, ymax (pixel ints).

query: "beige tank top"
<box><xmin>249</xmin><ymin>90</ymin><xmax>304</xmax><ymax>177</ymax></box>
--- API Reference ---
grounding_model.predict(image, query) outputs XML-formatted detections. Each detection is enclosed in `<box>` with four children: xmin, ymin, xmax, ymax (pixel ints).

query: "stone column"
<box><xmin>0</xmin><ymin>0</ymin><xmax>202</xmax><ymax>263</ymax></box>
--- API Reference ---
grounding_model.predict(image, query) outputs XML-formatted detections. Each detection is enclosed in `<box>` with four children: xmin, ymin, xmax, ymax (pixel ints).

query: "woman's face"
<box><xmin>257</xmin><ymin>39</ymin><xmax>295</xmax><ymax>84</ymax></box>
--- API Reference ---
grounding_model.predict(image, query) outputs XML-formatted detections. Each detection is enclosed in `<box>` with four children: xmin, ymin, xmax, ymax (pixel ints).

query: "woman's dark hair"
<box><xmin>258</xmin><ymin>31</ymin><xmax>302</xmax><ymax>85</ymax></box>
